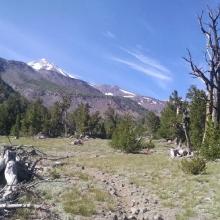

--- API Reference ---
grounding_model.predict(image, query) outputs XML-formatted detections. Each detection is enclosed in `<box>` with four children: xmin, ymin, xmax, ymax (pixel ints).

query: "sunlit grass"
<box><xmin>2</xmin><ymin>136</ymin><xmax>220</xmax><ymax>219</ymax></box>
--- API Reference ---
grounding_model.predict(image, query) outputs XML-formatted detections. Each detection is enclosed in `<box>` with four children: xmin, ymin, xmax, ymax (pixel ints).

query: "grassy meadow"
<box><xmin>1</xmin><ymin>136</ymin><xmax>220</xmax><ymax>219</ymax></box>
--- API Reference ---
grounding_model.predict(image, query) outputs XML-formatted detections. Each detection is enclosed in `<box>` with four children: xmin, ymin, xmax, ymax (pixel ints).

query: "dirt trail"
<box><xmin>79</xmin><ymin>166</ymin><xmax>177</xmax><ymax>220</ymax></box>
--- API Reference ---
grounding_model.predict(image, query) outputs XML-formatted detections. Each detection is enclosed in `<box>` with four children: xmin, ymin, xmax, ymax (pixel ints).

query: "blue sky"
<box><xmin>0</xmin><ymin>0</ymin><xmax>219</xmax><ymax>100</ymax></box>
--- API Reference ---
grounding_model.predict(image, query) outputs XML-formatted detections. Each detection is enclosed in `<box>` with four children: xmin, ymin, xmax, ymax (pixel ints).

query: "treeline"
<box><xmin>0</xmin><ymin>89</ymin><xmax>160</xmax><ymax>140</ymax></box>
<box><xmin>0</xmin><ymin>95</ymin><xmax>105</xmax><ymax>138</ymax></box>
<box><xmin>159</xmin><ymin>86</ymin><xmax>220</xmax><ymax>160</ymax></box>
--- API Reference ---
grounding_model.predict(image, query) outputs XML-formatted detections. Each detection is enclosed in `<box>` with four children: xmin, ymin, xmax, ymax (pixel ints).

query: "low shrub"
<box><xmin>180</xmin><ymin>157</ymin><xmax>206</xmax><ymax>175</ymax></box>
<box><xmin>145</xmin><ymin>139</ymin><xmax>155</xmax><ymax>149</ymax></box>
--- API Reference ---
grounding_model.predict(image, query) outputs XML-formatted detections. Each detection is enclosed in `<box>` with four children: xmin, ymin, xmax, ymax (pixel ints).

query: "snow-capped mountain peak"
<box><xmin>94</xmin><ymin>84</ymin><xmax>166</xmax><ymax>113</ymax></box>
<box><xmin>27</xmin><ymin>58</ymin><xmax>74</xmax><ymax>78</ymax></box>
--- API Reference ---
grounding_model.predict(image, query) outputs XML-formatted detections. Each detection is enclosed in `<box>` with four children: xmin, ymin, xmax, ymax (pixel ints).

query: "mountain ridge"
<box><xmin>0</xmin><ymin>57</ymin><xmax>151</xmax><ymax>117</ymax></box>
<box><xmin>94</xmin><ymin>84</ymin><xmax>166</xmax><ymax>113</ymax></box>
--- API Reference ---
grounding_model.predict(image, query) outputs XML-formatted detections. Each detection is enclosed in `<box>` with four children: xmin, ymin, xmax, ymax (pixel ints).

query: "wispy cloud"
<box><xmin>103</xmin><ymin>31</ymin><xmax>116</xmax><ymax>39</ymax></box>
<box><xmin>110</xmin><ymin>48</ymin><xmax>172</xmax><ymax>84</ymax></box>
<box><xmin>112</xmin><ymin>56</ymin><xmax>171</xmax><ymax>81</ymax></box>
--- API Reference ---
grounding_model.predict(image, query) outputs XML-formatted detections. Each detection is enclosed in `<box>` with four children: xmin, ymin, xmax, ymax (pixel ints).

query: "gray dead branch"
<box><xmin>0</xmin><ymin>144</ymin><xmax>65</xmax><ymax>219</ymax></box>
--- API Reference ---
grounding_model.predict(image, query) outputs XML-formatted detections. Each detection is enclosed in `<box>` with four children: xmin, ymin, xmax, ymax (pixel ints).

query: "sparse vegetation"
<box><xmin>145</xmin><ymin>139</ymin><xmax>155</xmax><ymax>149</ymax></box>
<box><xmin>49</xmin><ymin>168</ymin><xmax>61</xmax><ymax>179</ymax></box>
<box><xmin>62</xmin><ymin>188</ymin><xmax>96</xmax><ymax>216</ymax></box>
<box><xmin>0</xmin><ymin>136</ymin><xmax>220</xmax><ymax>219</ymax></box>
<box><xmin>180</xmin><ymin>157</ymin><xmax>206</xmax><ymax>175</ymax></box>
<box><xmin>1</xmin><ymin>4</ymin><xmax>220</xmax><ymax>220</ymax></box>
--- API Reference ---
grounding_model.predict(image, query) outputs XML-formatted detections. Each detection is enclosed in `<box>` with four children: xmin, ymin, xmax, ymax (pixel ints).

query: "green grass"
<box><xmin>1</xmin><ymin>136</ymin><xmax>220</xmax><ymax>219</ymax></box>
<box><xmin>62</xmin><ymin>188</ymin><xmax>96</xmax><ymax>217</ymax></box>
<box><xmin>61</xmin><ymin>186</ymin><xmax>115</xmax><ymax>217</ymax></box>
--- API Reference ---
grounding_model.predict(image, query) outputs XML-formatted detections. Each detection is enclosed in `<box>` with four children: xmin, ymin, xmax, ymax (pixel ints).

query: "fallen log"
<box><xmin>0</xmin><ymin>203</ymin><xmax>47</xmax><ymax>210</ymax></box>
<box><xmin>0</xmin><ymin>144</ymin><xmax>71</xmax><ymax>218</ymax></box>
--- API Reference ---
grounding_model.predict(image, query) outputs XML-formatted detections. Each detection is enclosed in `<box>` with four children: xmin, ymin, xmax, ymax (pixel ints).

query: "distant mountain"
<box><xmin>95</xmin><ymin>85</ymin><xmax>166</xmax><ymax>113</ymax></box>
<box><xmin>0</xmin><ymin>57</ymin><xmax>102</xmax><ymax>105</ymax></box>
<box><xmin>0</xmin><ymin>76</ymin><xmax>17</xmax><ymax>102</ymax></box>
<box><xmin>0</xmin><ymin>57</ymin><xmax>148</xmax><ymax>117</ymax></box>
<box><xmin>28</xmin><ymin>58</ymin><xmax>74</xmax><ymax>78</ymax></box>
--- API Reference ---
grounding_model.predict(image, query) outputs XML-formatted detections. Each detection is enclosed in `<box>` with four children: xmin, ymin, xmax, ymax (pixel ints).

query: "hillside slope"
<box><xmin>95</xmin><ymin>84</ymin><xmax>166</xmax><ymax>113</ymax></box>
<box><xmin>0</xmin><ymin>57</ymin><xmax>148</xmax><ymax>117</ymax></box>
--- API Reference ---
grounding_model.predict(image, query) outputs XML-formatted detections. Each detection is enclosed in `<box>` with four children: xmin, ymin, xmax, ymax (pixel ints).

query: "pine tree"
<box><xmin>22</xmin><ymin>99</ymin><xmax>49</xmax><ymax>136</ymax></box>
<box><xmin>71</xmin><ymin>103</ymin><xmax>90</xmax><ymax>136</ymax></box>
<box><xmin>186</xmin><ymin>86</ymin><xmax>206</xmax><ymax>149</ymax></box>
<box><xmin>111</xmin><ymin>114</ymin><xmax>143</xmax><ymax>153</ymax></box>
<box><xmin>87</xmin><ymin>111</ymin><xmax>105</xmax><ymax>137</ymax></box>
<box><xmin>49</xmin><ymin>102</ymin><xmax>64</xmax><ymax>137</ymax></box>
<box><xmin>144</xmin><ymin>111</ymin><xmax>160</xmax><ymax>138</ymax></box>
<box><xmin>11</xmin><ymin>114</ymin><xmax>21</xmax><ymax>139</ymax></box>
<box><xmin>200</xmin><ymin>119</ymin><xmax>220</xmax><ymax>160</ymax></box>
<box><xmin>104</xmin><ymin>106</ymin><xmax>119</xmax><ymax>138</ymax></box>
<box><xmin>158</xmin><ymin>90</ymin><xmax>184</xmax><ymax>142</ymax></box>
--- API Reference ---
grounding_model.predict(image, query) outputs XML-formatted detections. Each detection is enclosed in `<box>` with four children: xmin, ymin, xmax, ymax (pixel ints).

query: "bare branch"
<box><xmin>183</xmin><ymin>49</ymin><xmax>211</xmax><ymax>87</ymax></box>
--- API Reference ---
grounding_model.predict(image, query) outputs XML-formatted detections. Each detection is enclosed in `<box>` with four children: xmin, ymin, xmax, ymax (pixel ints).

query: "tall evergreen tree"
<box><xmin>144</xmin><ymin>111</ymin><xmax>160</xmax><ymax>138</ymax></box>
<box><xmin>104</xmin><ymin>106</ymin><xmax>119</xmax><ymax>138</ymax></box>
<box><xmin>11</xmin><ymin>114</ymin><xmax>21</xmax><ymax>139</ymax></box>
<box><xmin>22</xmin><ymin>99</ymin><xmax>49</xmax><ymax>135</ymax></box>
<box><xmin>71</xmin><ymin>103</ymin><xmax>90</xmax><ymax>136</ymax></box>
<box><xmin>158</xmin><ymin>90</ymin><xmax>183</xmax><ymax>141</ymax></box>
<box><xmin>49</xmin><ymin>101</ymin><xmax>64</xmax><ymax>137</ymax></box>
<box><xmin>186</xmin><ymin>86</ymin><xmax>206</xmax><ymax>149</ymax></box>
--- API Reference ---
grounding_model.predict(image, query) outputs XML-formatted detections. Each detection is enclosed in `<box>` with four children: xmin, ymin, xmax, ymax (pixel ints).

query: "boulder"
<box><xmin>73</xmin><ymin>139</ymin><xmax>83</xmax><ymax>145</ymax></box>
<box><xmin>153</xmin><ymin>214</ymin><xmax>164</xmax><ymax>220</ymax></box>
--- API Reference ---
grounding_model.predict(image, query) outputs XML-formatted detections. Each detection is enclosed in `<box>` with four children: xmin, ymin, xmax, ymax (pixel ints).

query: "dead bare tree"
<box><xmin>184</xmin><ymin>6</ymin><xmax>220</xmax><ymax>140</ymax></box>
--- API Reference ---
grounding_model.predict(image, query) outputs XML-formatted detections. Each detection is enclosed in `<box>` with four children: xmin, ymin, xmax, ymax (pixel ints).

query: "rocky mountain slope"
<box><xmin>0</xmin><ymin>57</ymin><xmax>148</xmax><ymax>117</ymax></box>
<box><xmin>95</xmin><ymin>85</ymin><xmax>166</xmax><ymax>113</ymax></box>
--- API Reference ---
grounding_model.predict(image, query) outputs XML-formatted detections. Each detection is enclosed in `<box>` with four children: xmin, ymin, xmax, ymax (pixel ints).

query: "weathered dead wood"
<box><xmin>0</xmin><ymin>157</ymin><xmax>5</xmax><ymax>173</ymax></box>
<box><xmin>0</xmin><ymin>203</ymin><xmax>47</xmax><ymax>210</ymax></box>
<box><xmin>0</xmin><ymin>144</ymin><xmax>68</xmax><ymax>219</ymax></box>
<box><xmin>170</xmin><ymin>147</ymin><xmax>194</xmax><ymax>159</ymax></box>
<box><xmin>184</xmin><ymin>6</ymin><xmax>220</xmax><ymax>138</ymax></box>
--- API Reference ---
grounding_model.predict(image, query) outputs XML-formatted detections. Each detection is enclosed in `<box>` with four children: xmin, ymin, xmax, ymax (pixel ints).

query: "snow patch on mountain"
<box><xmin>105</xmin><ymin>92</ymin><xmax>113</xmax><ymax>96</ymax></box>
<box><xmin>123</xmin><ymin>95</ymin><xmax>136</xmax><ymax>98</ymax></box>
<box><xmin>28</xmin><ymin>58</ymin><xmax>75</xmax><ymax>79</ymax></box>
<box><xmin>120</xmin><ymin>89</ymin><xmax>136</xmax><ymax>96</ymax></box>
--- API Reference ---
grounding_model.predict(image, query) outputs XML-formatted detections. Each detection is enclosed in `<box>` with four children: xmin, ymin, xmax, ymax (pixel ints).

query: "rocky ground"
<box><xmin>77</xmin><ymin>166</ymin><xmax>175</xmax><ymax>220</ymax></box>
<box><xmin>0</xmin><ymin>137</ymin><xmax>219</xmax><ymax>220</ymax></box>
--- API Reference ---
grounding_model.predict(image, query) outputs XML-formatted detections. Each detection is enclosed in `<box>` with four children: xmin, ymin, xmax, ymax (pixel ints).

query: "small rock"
<box><xmin>131</xmin><ymin>200</ymin><xmax>136</xmax><ymax>207</ymax></box>
<box><xmin>141</xmin><ymin>207</ymin><xmax>148</xmax><ymax>213</ymax></box>
<box><xmin>153</xmin><ymin>214</ymin><xmax>164</xmax><ymax>220</ymax></box>
<box><xmin>145</xmin><ymin>198</ymin><xmax>149</xmax><ymax>204</ymax></box>
<box><xmin>130</xmin><ymin>207</ymin><xmax>140</xmax><ymax>215</ymax></box>
<box><xmin>113</xmin><ymin>215</ymin><xmax>118</xmax><ymax>220</ymax></box>
<box><xmin>81</xmin><ymin>166</ymin><xmax>85</xmax><ymax>170</ymax></box>
<box><xmin>127</xmin><ymin>215</ymin><xmax>137</xmax><ymax>220</ymax></box>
